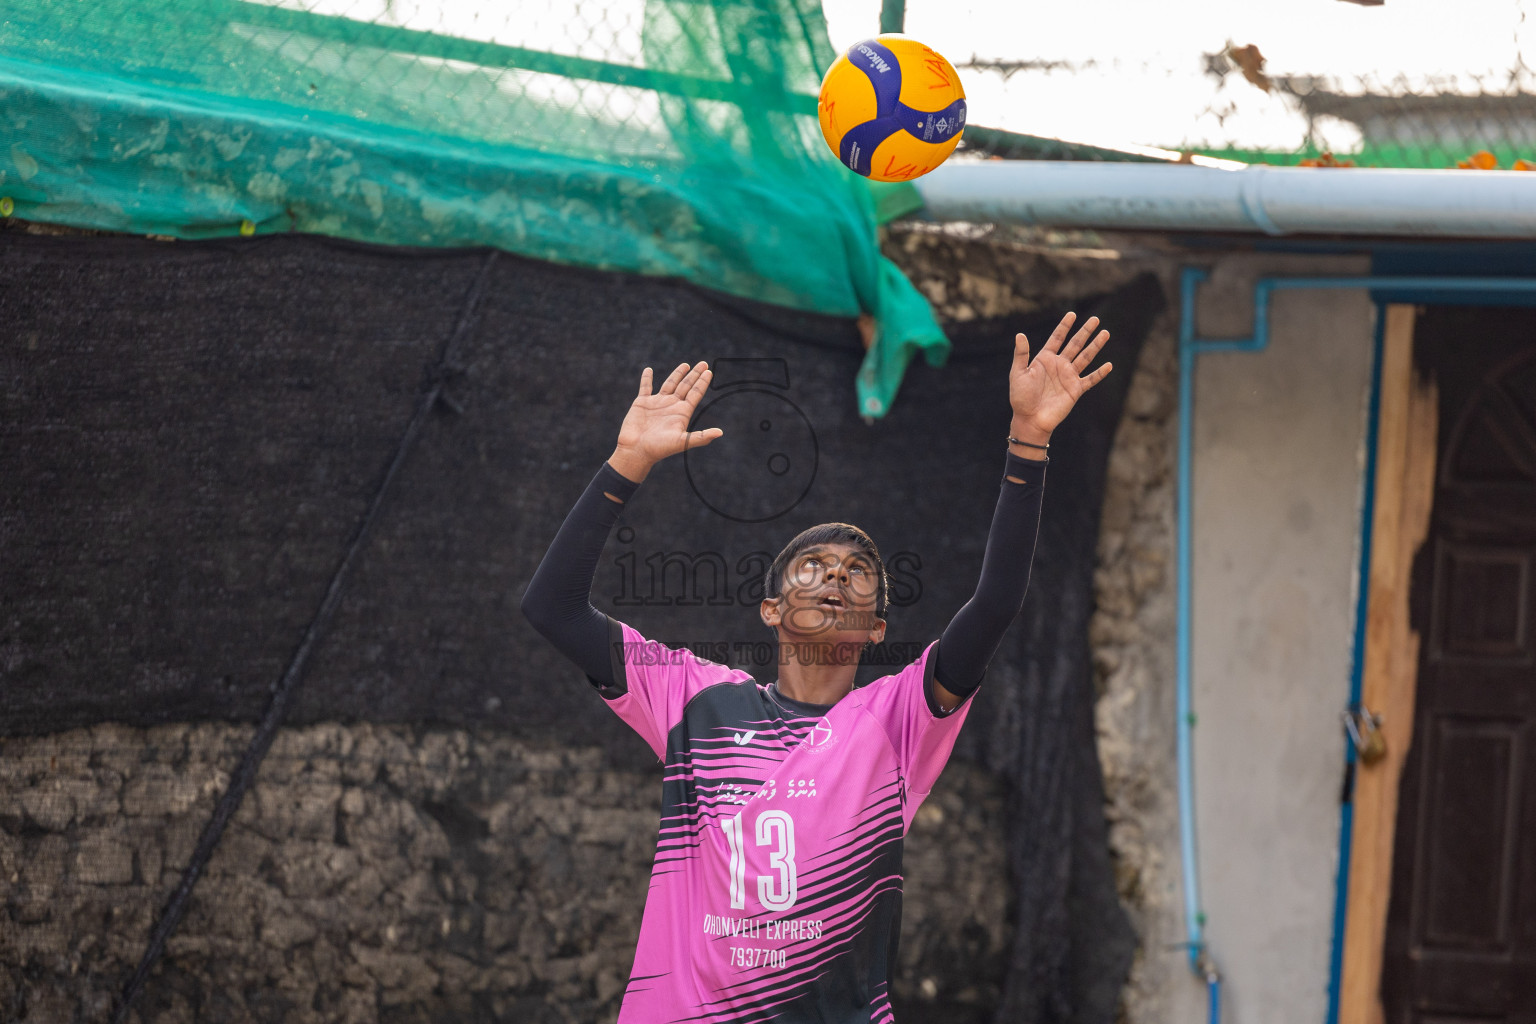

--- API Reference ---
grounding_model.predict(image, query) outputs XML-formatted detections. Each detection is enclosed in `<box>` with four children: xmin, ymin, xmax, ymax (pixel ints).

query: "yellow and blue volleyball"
<box><xmin>817</xmin><ymin>35</ymin><xmax>967</xmax><ymax>183</ymax></box>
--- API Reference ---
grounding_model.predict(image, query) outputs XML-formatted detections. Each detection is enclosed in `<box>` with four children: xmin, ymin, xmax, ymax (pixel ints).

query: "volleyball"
<box><xmin>817</xmin><ymin>35</ymin><xmax>967</xmax><ymax>183</ymax></box>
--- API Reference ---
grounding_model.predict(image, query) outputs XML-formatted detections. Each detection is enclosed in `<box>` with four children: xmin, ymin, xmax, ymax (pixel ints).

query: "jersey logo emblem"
<box><xmin>801</xmin><ymin>717</ymin><xmax>837</xmax><ymax>753</ymax></box>
<box><xmin>732</xmin><ymin>730</ymin><xmax>757</xmax><ymax>745</ymax></box>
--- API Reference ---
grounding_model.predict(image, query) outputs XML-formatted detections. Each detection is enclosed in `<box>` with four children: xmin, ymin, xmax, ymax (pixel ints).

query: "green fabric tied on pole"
<box><xmin>0</xmin><ymin>0</ymin><xmax>949</xmax><ymax>416</ymax></box>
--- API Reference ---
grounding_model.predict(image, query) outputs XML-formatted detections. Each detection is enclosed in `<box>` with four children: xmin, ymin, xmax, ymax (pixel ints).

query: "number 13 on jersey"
<box><xmin>722</xmin><ymin>810</ymin><xmax>798</xmax><ymax>912</ymax></box>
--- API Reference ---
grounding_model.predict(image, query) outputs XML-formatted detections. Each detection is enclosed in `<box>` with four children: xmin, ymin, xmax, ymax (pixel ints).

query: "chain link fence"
<box><xmin>9</xmin><ymin>0</ymin><xmax>807</xmax><ymax>161</ymax></box>
<box><xmin>949</xmin><ymin>51</ymin><xmax>1536</xmax><ymax>169</ymax></box>
<box><xmin>1198</xmin><ymin>48</ymin><xmax>1536</xmax><ymax>169</ymax></box>
<box><xmin>836</xmin><ymin>0</ymin><xmax>1536</xmax><ymax>170</ymax></box>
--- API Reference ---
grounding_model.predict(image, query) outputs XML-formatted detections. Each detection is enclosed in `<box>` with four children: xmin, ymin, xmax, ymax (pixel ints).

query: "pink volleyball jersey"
<box><xmin>603</xmin><ymin>621</ymin><xmax>973</xmax><ymax>1024</ymax></box>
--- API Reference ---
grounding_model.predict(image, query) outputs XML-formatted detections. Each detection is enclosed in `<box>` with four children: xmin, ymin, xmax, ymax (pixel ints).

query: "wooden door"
<box><xmin>1382</xmin><ymin>305</ymin><xmax>1536</xmax><ymax>1023</ymax></box>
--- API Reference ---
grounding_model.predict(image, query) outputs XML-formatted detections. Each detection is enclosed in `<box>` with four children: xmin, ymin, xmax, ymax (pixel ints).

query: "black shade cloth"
<box><xmin>0</xmin><ymin>229</ymin><xmax>1161</xmax><ymax>1024</ymax></box>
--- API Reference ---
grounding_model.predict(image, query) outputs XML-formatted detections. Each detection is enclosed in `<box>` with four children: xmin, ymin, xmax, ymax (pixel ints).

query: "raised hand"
<box><xmin>608</xmin><ymin>362</ymin><xmax>724</xmax><ymax>483</ymax></box>
<box><xmin>1008</xmin><ymin>312</ymin><xmax>1113</xmax><ymax>448</ymax></box>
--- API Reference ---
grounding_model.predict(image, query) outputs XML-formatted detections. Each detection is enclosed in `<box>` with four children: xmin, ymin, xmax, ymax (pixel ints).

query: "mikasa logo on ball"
<box><xmin>854</xmin><ymin>43</ymin><xmax>892</xmax><ymax>73</ymax></box>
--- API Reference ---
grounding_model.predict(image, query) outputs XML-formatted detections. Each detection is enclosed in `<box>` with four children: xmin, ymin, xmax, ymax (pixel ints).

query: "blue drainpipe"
<box><xmin>1175</xmin><ymin>269</ymin><xmax>1536</xmax><ymax>1024</ymax></box>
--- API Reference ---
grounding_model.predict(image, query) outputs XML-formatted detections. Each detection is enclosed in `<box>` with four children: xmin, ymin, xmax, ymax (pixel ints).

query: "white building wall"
<box><xmin>1166</xmin><ymin>253</ymin><xmax>1376</xmax><ymax>1024</ymax></box>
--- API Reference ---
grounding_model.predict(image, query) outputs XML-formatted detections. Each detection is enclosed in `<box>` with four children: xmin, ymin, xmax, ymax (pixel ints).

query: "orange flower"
<box><xmin>1456</xmin><ymin>150</ymin><xmax>1499</xmax><ymax>169</ymax></box>
<box><xmin>1299</xmin><ymin>152</ymin><xmax>1355</xmax><ymax>168</ymax></box>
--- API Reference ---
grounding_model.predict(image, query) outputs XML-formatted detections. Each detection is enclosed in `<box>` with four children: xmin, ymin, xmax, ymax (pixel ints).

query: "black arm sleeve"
<box><xmin>932</xmin><ymin>452</ymin><xmax>1047</xmax><ymax>703</ymax></box>
<box><xmin>519</xmin><ymin>463</ymin><xmax>639</xmax><ymax>688</ymax></box>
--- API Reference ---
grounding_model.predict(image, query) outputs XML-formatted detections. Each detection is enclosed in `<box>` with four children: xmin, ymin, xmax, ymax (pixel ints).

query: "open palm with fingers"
<box><xmin>1010</xmin><ymin>312</ymin><xmax>1113</xmax><ymax>438</ymax></box>
<box><xmin>610</xmin><ymin>362</ymin><xmax>723</xmax><ymax>480</ymax></box>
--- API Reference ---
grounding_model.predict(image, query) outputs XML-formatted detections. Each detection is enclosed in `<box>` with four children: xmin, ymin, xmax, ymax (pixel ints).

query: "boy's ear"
<box><xmin>868</xmin><ymin>617</ymin><xmax>887</xmax><ymax>646</ymax></box>
<box><xmin>760</xmin><ymin>596</ymin><xmax>782</xmax><ymax>628</ymax></box>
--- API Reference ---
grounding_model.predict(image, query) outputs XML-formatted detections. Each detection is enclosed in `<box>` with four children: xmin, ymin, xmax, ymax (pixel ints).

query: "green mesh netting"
<box><xmin>0</xmin><ymin>0</ymin><xmax>946</xmax><ymax>416</ymax></box>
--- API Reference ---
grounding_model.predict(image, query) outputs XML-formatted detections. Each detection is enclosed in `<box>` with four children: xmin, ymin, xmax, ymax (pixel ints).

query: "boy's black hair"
<box><xmin>764</xmin><ymin>523</ymin><xmax>888</xmax><ymax>619</ymax></box>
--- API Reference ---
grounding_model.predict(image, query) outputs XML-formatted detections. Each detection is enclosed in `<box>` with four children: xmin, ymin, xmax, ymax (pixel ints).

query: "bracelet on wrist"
<box><xmin>1006</xmin><ymin>436</ymin><xmax>1049</xmax><ymax>450</ymax></box>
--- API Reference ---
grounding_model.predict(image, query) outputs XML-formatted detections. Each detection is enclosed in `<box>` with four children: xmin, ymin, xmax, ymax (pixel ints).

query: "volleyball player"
<box><xmin>523</xmin><ymin>311</ymin><xmax>1112</xmax><ymax>1022</ymax></box>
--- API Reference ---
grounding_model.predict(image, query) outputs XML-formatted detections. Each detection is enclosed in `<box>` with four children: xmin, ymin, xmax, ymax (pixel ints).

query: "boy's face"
<box><xmin>759</xmin><ymin>541</ymin><xmax>887</xmax><ymax>648</ymax></box>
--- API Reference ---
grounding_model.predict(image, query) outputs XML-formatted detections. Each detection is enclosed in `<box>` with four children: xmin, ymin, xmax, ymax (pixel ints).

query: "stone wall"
<box><xmin>884</xmin><ymin>223</ymin><xmax>1145</xmax><ymax>325</ymax></box>
<box><xmin>1087</xmin><ymin>308</ymin><xmax>1182</xmax><ymax>1024</ymax></box>
<box><xmin>0</xmin><ymin>723</ymin><xmax>1011</xmax><ymax>1024</ymax></box>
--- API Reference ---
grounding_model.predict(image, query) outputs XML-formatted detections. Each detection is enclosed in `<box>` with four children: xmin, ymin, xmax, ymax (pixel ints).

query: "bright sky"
<box><xmin>821</xmin><ymin>0</ymin><xmax>1535</xmax><ymax>151</ymax></box>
